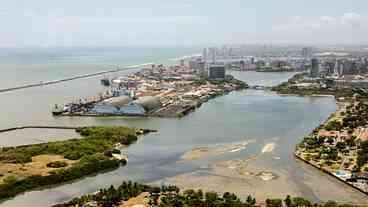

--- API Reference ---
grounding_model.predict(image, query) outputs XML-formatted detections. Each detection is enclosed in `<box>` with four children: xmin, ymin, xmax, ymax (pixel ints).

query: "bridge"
<box><xmin>248</xmin><ymin>85</ymin><xmax>272</xmax><ymax>90</ymax></box>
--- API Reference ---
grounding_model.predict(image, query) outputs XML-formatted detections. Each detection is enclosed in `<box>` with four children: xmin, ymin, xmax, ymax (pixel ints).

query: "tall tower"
<box><xmin>310</xmin><ymin>58</ymin><xmax>319</xmax><ymax>78</ymax></box>
<box><xmin>333</xmin><ymin>59</ymin><xmax>339</xmax><ymax>76</ymax></box>
<box><xmin>302</xmin><ymin>47</ymin><xmax>312</xmax><ymax>59</ymax></box>
<box><xmin>202</xmin><ymin>48</ymin><xmax>208</xmax><ymax>62</ymax></box>
<box><xmin>209</xmin><ymin>48</ymin><xmax>216</xmax><ymax>64</ymax></box>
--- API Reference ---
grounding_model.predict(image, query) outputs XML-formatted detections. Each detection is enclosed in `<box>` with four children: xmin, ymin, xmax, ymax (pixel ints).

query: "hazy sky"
<box><xmin>1</xmin><ymin>0</ymin><xmax>368</xmax><ymax>47</ymax></box>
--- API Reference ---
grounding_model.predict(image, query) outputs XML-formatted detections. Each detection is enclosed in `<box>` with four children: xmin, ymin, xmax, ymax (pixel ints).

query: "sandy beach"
<box><xmin>261</xmin><ymin>142</ymin><xmax>276</xmax><ymax>154</ymax></box>
<box><xmin>180</xmin><ymin>141</ymin><xmax>253</xmax><ymax>161</ymax></box>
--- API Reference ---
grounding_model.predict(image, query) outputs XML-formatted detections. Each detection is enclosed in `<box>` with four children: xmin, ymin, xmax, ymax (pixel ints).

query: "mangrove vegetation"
<box><xmin>0</xmin><ymin>126</ymin><xmax>152</xmax><ymax>200</ymax></box>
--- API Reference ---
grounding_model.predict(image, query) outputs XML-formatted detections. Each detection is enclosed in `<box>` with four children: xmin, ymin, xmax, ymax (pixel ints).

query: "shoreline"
<box><xmin>0</xmin><ymin>126</ymin><xmax>78</xmax><ymax>133</ymax></box>
<box><xmin>0</xmin><ymin>52</ymin><xmax>202</xmax><ymax>94</ymax></box>
<box><xmin>0</xmin><ymin>126</ymin><xmax>155</xmax><ymax>201</ymax></box>
<box><xmin>52</xmin><ymin>65</ymin><xmax>249</xmax><ymax>118</ymax></box>
<box><xmin>56</xmin><ymin>86</ymin><xmax>245</xmax><ymax>118</ymax></box>
<box><xmin>294</xmin><ymin>153</ymin><xmax>368</xmax><ymax>197</ymax></box>
<box><xmin>272</xmin><ymin>73</ymin><xmax>368</xmax><ymax>196</ymax></box>
<box><xmin>0</xmin><ymin>68</ymin><xmax>136</xmax><ymax>94</ymax></box>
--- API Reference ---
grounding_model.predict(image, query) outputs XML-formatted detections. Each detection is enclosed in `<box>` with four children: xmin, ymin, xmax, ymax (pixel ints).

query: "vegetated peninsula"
<box><xmin>0</xmin><ymin>126</ymin><xmax>155</xmax><ymax>200</ymax></box>
<box><xmin>53</xmin><ymin>181</ymin><xmax>367</xmax><ymax>207</ymax></box>
<box><xmin>272</xmin><ymin>73</ymin><xmax>368</xmax><ymax>194</ymax></box>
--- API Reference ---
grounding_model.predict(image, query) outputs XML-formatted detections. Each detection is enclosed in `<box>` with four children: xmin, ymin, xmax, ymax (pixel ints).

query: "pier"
<box><xmin>0</xmin><ymin>126</ymin><xmax>78</xmax><ymax>133</ymax></box>
<box><xmin>0</xmin><ymin>67</ymin><xmax>136</xmax><ymax>94</ymax></box>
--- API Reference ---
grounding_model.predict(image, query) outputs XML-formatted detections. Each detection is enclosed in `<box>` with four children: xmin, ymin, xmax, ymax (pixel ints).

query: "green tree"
<box><xmin>284</xmin><ymin>195</ymin><xmax>292</xmax><ymax>207</ymax></box>
<box><xmin>323</xmin><ymin>201</ymin><xmax>338</xmax><ymax>207</ymax></box>
<box><xmin>266</xmin><ymin>199</ymin><xmax>282</xmax><ymax>207</ymax></box>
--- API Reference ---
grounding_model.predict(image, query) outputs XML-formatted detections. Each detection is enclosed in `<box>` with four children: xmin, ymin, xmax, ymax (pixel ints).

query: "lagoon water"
<box><xmin>0</xmin><ymin>48</ymin><xmax>367</xmax><ymax>206</ymax></box>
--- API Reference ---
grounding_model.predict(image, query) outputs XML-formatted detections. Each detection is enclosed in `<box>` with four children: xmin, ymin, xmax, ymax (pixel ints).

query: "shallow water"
<box><xmin>1</xmin><ymin>69</ymin><xmax>367</xmax><ymax>206</ymax></box>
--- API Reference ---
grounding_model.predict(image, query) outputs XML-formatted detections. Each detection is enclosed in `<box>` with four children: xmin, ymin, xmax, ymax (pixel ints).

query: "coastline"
<box><xmin>0</xmin><ymin>51</ymin><xmax>201</xmax><ymax>94</ymax></box>
<box><xmin>294</xmin><ymin>153</ymin><xmax>368</xmax><ymax>197</ymax></box>
<box><xmin>57</xmin><ymin>86</ymin><xmax>245</xmax><ymax>118</ymax></box>
<box><xmin>272</xmin><ymin>73</ymin><xmax>368</xmax><ymax>196</ymax></box>
<box><xmin>0</xmin><ymin>126</ymin><xmax>155</xmax><ymax>201</ymax></box>
<box><xmin>284</xmin><ymin>93</ymin><xmax>368</xmax><ymax>196</ymax></box>
<box><xmin>53</xmin><ymin>68</ymin><xmax>249</xmax><ymax>118</ymax></box>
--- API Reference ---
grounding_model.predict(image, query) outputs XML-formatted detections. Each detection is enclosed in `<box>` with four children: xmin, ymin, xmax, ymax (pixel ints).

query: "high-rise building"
<box><xmin>180</xmin><ymin>59</ymin><xmax>185</xmax><ymax>67</ymax></box>
<box><xmin>325</xmin><ymin>61</ymin><xmax>335</xmax><ymax>75</ymax></box>
<box><xmin>208</xmin><ymin>64</ymin><xmax>226</xmax><ymax>80</ymax></box>
<box><xmin>302</xmin><ymin>47</ymin><xmax>312</xmax><ymax>59</ymax></box>
<box><xmin>240</xmin><ymin>60</ymin><xmax>245</xmax><ymax>71</ymax></box>
<box><xmin>208</xmin><ymin>47</ymin><xmax>217</xmax><ymax>64</ymax></box>
<box><xmin>250</xmin><ymin>57</ymin><xmax>255</xmax><ymax>64</ymax></box>
<box><xmin>197</xmin><ymin>61</ymin><xmax>207</xmax><ymax>78</ymax></box>
<box><xmin>342</xmin><ymin>60</ymin><xmax>357</xmax><ymax>75</ymax></box>
<box><xmin>189</xmin><ymin>58</ymin><xmax>201</xmax><ymax>70</ymax></box>
<box><xmin>337</xmin><ymin>60</ymin><xmax>344</xmax><ymax>76</ymax></box>
<box><xmin>310</xmin><ymin>58</ymin><xmax>319</xmax><ymax>78</ymax></box>
<box><xmin>202</xmin><ymin>48</ymin><xmax>208</xmax><ymax>62</ymax></box>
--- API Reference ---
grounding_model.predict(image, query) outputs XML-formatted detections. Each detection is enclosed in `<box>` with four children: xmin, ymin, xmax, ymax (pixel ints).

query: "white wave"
<box><xmin>229</xmin><ymin>146</ymin><xmax>246</xmax><ymax>153</ymax></box>
<box><xmin>169</xmin><ymin>53</ymin><xmax>202</xmax><ymax>61</ymax></box>
<box><xmin>125</xmin><ymin>62</ymin><xmax>155</xmax><ymax>69</ymax></box>
<box><xmin>261</xmin><ymin>143</ymin><xmax>276</xmax><ymax>154</ymax></box>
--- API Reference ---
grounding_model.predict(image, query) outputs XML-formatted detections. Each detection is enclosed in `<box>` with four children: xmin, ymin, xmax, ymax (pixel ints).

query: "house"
<box><xmin>318</xmin><ymin>130</ymin><xmax>351</xmax><ymax>142</ymax></box>
<box><xmin>354</xmin><ymin>127</ymin><xmax>368</xmax><ymax>142</ymax></box>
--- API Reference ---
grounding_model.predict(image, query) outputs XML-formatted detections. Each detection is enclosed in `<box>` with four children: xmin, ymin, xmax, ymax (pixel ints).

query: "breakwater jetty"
<box><xmin>0</xmin><ymin>126</ymin><xmax>78</xmax><ymax>133</ymax></box>
<box><xmin>0</xmin><ymin>125</ymin><xmax>157</xmax><ymax>135</ymax></box>
<box><xmin>0</xmin><ymin>67</ymin><xmax>135</xmax><ymax>94</ymax></box>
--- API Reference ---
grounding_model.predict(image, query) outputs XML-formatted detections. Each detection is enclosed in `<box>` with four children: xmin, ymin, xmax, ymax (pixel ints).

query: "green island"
<box><xmin>53</xmin><ymin>181</ymin><xmax>367</xmax><ymax>207</ymax></box>
<box><xmin>271</xmin><ymin>73</ymin><xmax>355</xmax><ymax>98</ymax></box>
<box><xmin>0</xmin><ymin>126</ymin><xmax>155</xmax><ymax>200</ymax></box>
<box><xmin>272</xmin><ymin>73</ymin><xmax>368</xmax><ymax>194</ymax></box>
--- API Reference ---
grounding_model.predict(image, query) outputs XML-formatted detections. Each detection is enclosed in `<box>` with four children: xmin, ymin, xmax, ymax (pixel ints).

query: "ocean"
<box><xmin>0</xmin><ymin>47</ymin><xmax>200</xmax><ymax>89</ymax></box>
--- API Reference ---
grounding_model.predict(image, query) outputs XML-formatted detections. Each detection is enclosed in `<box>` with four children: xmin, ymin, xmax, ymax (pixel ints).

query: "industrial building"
<box><xmin>91</xmin><ymin>95</ymin><xmax>161</xmax><ymax>116</ymax></box>
<box><xmin>133</xmin><ymin>96</ymin><xmax>162</xmax><ymax>112</ymax></box>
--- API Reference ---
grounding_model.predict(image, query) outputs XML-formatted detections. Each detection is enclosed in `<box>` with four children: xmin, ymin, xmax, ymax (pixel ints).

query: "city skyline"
<box><xmin>1</xmin><ymin>0</ymin><xmax>368</xmax><ymax>47</ymax></box>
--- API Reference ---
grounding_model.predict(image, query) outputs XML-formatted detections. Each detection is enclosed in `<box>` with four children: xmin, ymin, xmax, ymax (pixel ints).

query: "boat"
<box><xmin>100</xmin><ymin>77</ymin><xmax>110</xmax><ymax>86</ymax></box>
<box><xmin>52</xmin><ymin>104</ymin><xmax>64</xmax><ymax>116</ymax></box>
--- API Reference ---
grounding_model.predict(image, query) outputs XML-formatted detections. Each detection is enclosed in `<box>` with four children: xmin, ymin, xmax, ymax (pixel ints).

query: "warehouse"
<box><xmin>91</xmin><ymin>96</ymin><xmax>146</xmax><ymax>115</ymax></box>
<box><xmin>133</xmin><ymin>96</ymin><xmax>162</xmax><ymax>113</ymax></box>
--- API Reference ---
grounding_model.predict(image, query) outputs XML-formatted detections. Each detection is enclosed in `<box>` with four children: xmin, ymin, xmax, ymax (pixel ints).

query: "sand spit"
<box><xmin>214</xmin><ymin>158</ymin><xmax>278</xmax><ymax>181</ymax></box>
<box><xmin>152</xmin><ymin>158</ymin><xmax>284</xmax><ymax>205</ymax></box>
<box><xmin>181</xmin><ymin>141</ymin><xmax>253</xmax><ymax>161</ymax></box>
<box><xmin>261</xmin><ymin>142</ymin><xmax>276</xmax><ymax>154</ymax></box>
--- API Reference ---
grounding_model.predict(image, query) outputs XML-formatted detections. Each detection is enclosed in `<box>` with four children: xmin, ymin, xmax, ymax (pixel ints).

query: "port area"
<box><xmin>52</xmin><ymin>64</ymin><xmax>248</xmax><ymax>118</ymax></box>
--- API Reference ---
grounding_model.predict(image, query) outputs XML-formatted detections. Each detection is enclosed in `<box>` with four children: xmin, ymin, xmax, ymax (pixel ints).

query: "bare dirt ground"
<box><xmin>0</xmin><ymin>155</ymin><xmax>76</xmax><ymax>183</ymax></box>
<box><xmin>119</xmin><ymin>192</ymin><xmax>150</xmax><ymax>207</ymax></box>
